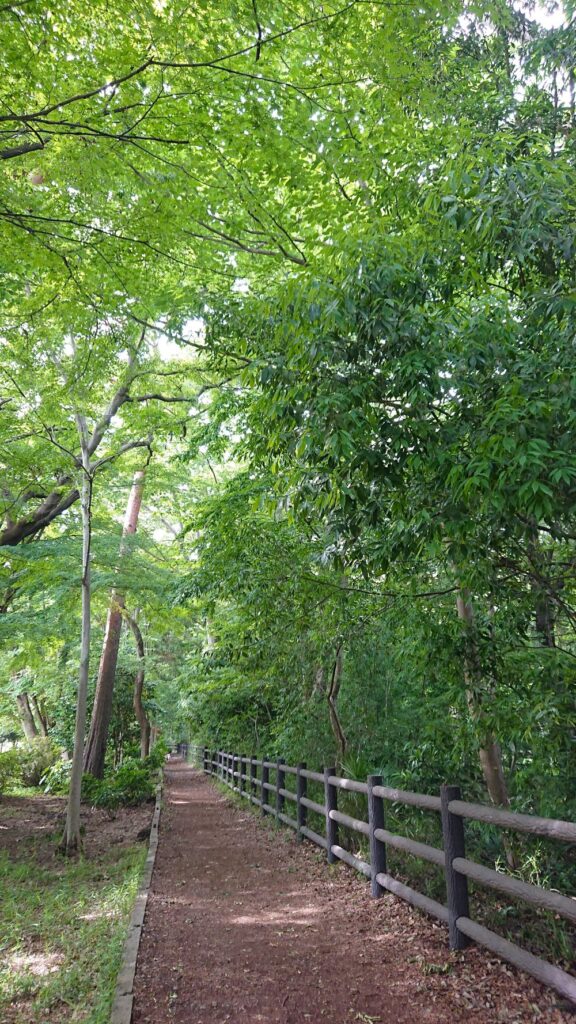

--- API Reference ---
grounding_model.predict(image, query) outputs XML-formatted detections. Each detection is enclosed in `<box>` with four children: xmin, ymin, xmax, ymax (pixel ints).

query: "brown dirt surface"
<box><xmin>0</xmin><ymin>791</ymin><xmax>153</xmax><ymax>860</ymax></box>
<box><xmin>131</xmin><ymin>759</ymin><xmax>574</xmax><ymax>1024</ymax></box>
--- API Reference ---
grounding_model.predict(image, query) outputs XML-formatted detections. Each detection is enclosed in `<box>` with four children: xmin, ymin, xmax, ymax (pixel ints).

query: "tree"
<box><xmin>84</xmin><ymin>466</ymin><xmax>147</xmax><ymax>777</ymax></box>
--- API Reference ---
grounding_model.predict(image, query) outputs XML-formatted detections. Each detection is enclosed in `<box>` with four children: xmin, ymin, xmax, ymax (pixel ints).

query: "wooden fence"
<box><xmin>184</xmin><ymin>744</ymin><xmax>576</xmax><ymax>1005</ymax></box>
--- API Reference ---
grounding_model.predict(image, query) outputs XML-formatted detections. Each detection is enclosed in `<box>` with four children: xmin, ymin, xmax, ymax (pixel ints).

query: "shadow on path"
<box><xmin>131</xmin><ymin>759</ymin><xmax>569</xmax><ymax>1024</ymax></box>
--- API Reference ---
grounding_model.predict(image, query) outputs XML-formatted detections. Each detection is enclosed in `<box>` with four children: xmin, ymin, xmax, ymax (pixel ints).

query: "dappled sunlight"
<box><xmin>231</xmin><ymin>903</ymin><xmax>321</xmax><ymax>927</ymax></box>
<box><xmin>79</xmin><ymin>908</ymin><xmax>117</xmax><ymax>921</ymax></box>
<box><xmin>6</xmin><ymin>950</ymin><xmax>63</xmax><ymax>977</ymax></box>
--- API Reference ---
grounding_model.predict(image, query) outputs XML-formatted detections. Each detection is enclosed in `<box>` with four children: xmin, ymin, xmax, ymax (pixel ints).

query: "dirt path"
<box><xmin>131</xmin><ymin>759</ymin><xmax>571</xmax><ymax>1024</ymax></box>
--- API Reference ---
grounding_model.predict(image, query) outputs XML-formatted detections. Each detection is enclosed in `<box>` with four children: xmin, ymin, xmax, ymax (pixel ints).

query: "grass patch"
<box><xmin>0</xmin><ymin>839</ymin><xmax>145</xmax><ymax>1024</ymax></box>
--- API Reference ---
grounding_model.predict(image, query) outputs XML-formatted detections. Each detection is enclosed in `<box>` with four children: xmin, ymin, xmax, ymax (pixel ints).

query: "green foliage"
<box><xmin>0</xmin><ymin>749</ymin><xmax>21</xmax><ymax>795</ymax></box>
<box><xmin>144</xmin><ymin>740</ymin><xmax>169</xmax><ymax>770</ymax></box>
<box><xmin>0</xmin><ymin>740</ymin><xmax>61</xmax><ymax>793</ymax></box>
<box><xmin>41</xmin><ymin>758</ymin><xmax>73</xmax><ymax>795</ymax></box>
<box><xmin>0</xmin><ymin>0</ymin><xmax>575</xmax><ymax>964</ymax></box>
<box><xmin>82</xmin><ymin>759</ymin><xmax>157</xmax><ymax>810</ymax></box>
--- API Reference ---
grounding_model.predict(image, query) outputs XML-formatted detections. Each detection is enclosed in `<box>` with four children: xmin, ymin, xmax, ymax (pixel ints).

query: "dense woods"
<box><xmin>0</xmin><ymin>0</ymin><xmax>574</xmax><ymax>925</ymax></box>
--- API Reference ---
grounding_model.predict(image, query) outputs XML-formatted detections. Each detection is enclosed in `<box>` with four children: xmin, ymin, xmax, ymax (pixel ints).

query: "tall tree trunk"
<box><xmin>61</xmin><ymin>418</ymin><xmax>92</xmax><ymax>856</ymax></box>
<box><xmin>16</xmin><ymin>692</ymin><xmax>39</xmax><ymax>741</ymax></box>
<box><xmin>456</xmin><ymin>589</ymin><xmax>517</xmax><ymax>869</ymax></box>
<box><xmin>83</xmin><ymin>469</ymin><xmax>146</xmax><ymax>778</ymax></box>
<box><xmin>125</xmin><ymin>610</ymin><xmax>150</xmax><ymax>759</ymax></box>
<box><xmin>456</xmin><ymin>590</ymin><xmax>511</xmax><ymax>807</ymax></box>
<box><xmin>30</xmin><ymin>694</ymin><xmax>49</xmax><ymax>736</ymax></box>
<box><xmin>327</xmin><ymin>643</ymin><xmax>347</xmax><ymax>765</ymax></box>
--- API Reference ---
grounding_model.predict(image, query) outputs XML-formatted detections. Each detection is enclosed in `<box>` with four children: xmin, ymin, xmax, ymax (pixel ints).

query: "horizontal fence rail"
<box><xmin>185</xmin><ymin>744</ymin><xmax>576</xmax><ymax>1006</ymax></box>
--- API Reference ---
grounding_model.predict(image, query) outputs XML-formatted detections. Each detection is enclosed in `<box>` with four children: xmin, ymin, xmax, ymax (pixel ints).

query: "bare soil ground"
<box><xmin>0</xmin><ymin>792</ymin><xmax>153</xmax><ymax>861</ymax></box>
<box><xmin>131</xmin><ymin>759</ymin><xmax>573</xmax><ymax>1024</ymax></box>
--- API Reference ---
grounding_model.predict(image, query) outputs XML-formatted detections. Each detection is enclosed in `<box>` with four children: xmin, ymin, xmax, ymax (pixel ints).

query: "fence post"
<box><xmin>276</xmin><ymin>758</ymin><xmax>286</xmax><ymax>820</ymax></box>
<box><xmin>234</xmin><ymin>753</ymin><xmax>240</xmax><ymax>792</ymax></box>
<box><xmin>261</xmin><ymin>759</ymin><xmax>269</xmax><ymax>815</ymax></box>
<box><xmin>441</xmin><ymin>784</ymin><xmax>470</xmax><ymax>950</ymax></box>
<box><xmin>250</xmin><ymin>756</ymin><xmax>257</xmax><ymax>804</ymax></box>
<box><xmin>367</xmin><ymin>774</ymin><xmax>386</xmax><ymax>897</ymax></box>
<box><xmin>239</xmin><ymin>756</ymin><xmax>245</xmax><ymax>797</ymax></box>
<box><xmin>202</xmin><ymin>746</ymin><xmax>207</xmax><ymax>773</ymax></box>
<box><xmin>296</xmin><ymin>762</ymin><xmax>307</xmax><ymax>842</ymax></box>
<box><xmin>324</xmin><ymin>766</ymin><xmax>338</xmax><ymax>864</ymax></box>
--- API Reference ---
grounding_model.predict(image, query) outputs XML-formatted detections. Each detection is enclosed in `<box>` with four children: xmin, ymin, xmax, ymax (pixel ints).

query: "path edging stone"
<box><xmin>110</xmin><ymin>771</ymin><xmax>163</xmax><ymax>1024</ymax></box>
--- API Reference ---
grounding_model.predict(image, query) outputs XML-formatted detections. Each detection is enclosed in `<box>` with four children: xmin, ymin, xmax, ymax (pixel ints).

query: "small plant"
<box><xmin>81</xmin><ymin>759</ymin><xmax>156</xmax><ymax>809</ymax></box>
<box><xmin>41</xmin><ymin>758</ymin><xmax>72</xmax><ymax>794</ymax></box>
<box><xmin>16</xmin><ymin>739</ymin><xmax>61</xmax><ymax>787</ymax></box>
<box><xmin>144</xmin><ymin>739</ymin><xmax>169</xmax><ymax>770</ymax></box>
<box><xmin>0</xmin><ymin>748</ymin><xmax>21</xmax><ymax>795</ymax></box>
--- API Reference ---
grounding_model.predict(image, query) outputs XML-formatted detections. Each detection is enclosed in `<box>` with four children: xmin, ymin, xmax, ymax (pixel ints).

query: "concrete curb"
<box><xmin>110</xmin><ymin>773</ymin><xmax>163</xmax><ymax>1024</ymax></box>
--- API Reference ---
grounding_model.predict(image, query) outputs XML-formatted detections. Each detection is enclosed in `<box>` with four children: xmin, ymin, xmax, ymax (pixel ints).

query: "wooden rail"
<box><xmin>187</xmin><ymin>744</ymin><xmax>576</xmax><ymax>1005</ymax></box>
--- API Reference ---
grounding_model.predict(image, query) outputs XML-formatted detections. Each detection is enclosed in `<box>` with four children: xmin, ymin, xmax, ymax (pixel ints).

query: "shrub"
<box><xmin>17</xmin><ymin>739</ymin><xmax>61</xmax><ymax>787</ymax></box>
<box><xmin>144</xmin><ymin>740</ymin><xmax>169</xmax><ymax>770</ymax></box>
<box><xmin>41</xmin><ymin>758</ymin><xmax>72</xmax><ymax>794</ymax></box>
<box><xmin>81</xmin><ymin>759</ymin><xmax>156</xmax><ymax>809</ymax></box>
<box><xmin>0</xmin><ymin>749</ymin><xmax>21</xmax><ymax>795</ymax></box>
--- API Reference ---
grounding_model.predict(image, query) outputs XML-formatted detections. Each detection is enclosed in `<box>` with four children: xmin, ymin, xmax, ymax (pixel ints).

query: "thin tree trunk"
<box><xmin>83</xmin><ymin>469</ymin><xmax>146</xmax><ymax>778</ymax></box>
<box><xmin>61</xmin><ymin>419</ymin><xmax>92</xmax><ymax>856</ymax></box>
<box><xmin>16</xmin><ymin>692</ymin><xmax>39</xmax><ymax>741</ymax></box>
<box><xmin>456</xmin><ymin>590</ymin><xmax>511</xmax><ymax>807</ymax></box>
<box><xmin>327</xmin><ymin>643</ymin><xmax>347</xmax><ymax>764</ymax></box>
<box><xmin>30</xmin><ymin>694</ymin><xmax>49</xmax><ymax>736</ymax></box>
<box><xmin>125</xmin><ymin>610</ymin><xmax>150</xmax><ymax>759</ymax></box>
<box><xmin>456</xmin><ymin>589</ymin><xmax>517</xmax><ymax>869</ymax></box>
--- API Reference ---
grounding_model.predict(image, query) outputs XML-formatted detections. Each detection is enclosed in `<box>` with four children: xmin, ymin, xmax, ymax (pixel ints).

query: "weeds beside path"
<box><xmin>0</xmin><ymin>793</ymin><xmax>152</xmax><ymax>1024</ymax></box>
<box><xmin>132</xmin><ymin>759</ymin><xmax>571</xmax><ymax>1024</ymax></box>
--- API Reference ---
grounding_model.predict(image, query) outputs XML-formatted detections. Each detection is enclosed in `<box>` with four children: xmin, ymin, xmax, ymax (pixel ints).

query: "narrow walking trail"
<box><xmin>131</xmin><ymin>759</ymin><xmax>569</xmax><ymax>1024</ymax></box>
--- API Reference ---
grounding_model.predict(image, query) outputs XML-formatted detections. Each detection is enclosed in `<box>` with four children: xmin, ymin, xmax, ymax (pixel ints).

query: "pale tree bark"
<box><xmin>312</xmin><ymin>665</ymin><xmax>325</xmax><ymax>697</ymax></box>
<box><xmin>16</xmin><ymin>692</ymin><xmax>39</xmax><ymax>741</ymax></box>
<box><xmin>125</xmin><ymin>609</ymin><xmax>150</xmax><ymax>759</ymax></box>
<box><xmin>527</xmin><ymin>525</ymin><xmax>556</xmax><ymax>649</ymax></box>
<box><xmin>61</xmin><ymin>417</ymin><xmax>92</xmax><ymax>856</ymax></box>
<box><xmin>83</xmin><ymin>469</ymin><xmax>146</xmax><ymax>777</ymax></box>
<box><xmin>30</xmin><ymin>694</ymin><xmax>49</xmax><ymax>736</ymax></box>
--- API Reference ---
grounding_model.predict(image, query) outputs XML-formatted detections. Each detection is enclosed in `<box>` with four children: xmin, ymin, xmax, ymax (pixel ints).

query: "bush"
<box><xmin>0</xmin><ymin>749</ymin><xmax>21</xmax><ymax>795</ymax></box>
<box><xmin>144</xmin><ymin>739</ymin><xmax>169</xmax><ymax>770</ymax></box>
<box><xmin>41</xmin><ymin>758</ymin><xmax>72</xmax><ymax>794</ymax></box>
<box><xmin>17</xmin><ymin>739</ymin><xmax>61</xmax><ymax>787</ymax></box>
<box><xmin>81</xmin><ymin>759</ymin><xmax>156</xmax><ymax>809</ymax></box>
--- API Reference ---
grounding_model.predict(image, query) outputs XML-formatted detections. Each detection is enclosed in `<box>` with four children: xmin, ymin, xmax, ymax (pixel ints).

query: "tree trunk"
<box><xmin>456</xmin><ymin>589</ymin><xmax>517</xmax><ymax>868</ymax></box>
<box><xmin>16</xmin><ymin>692</ymin><xmax>39</xmax><ymax>741</ymax></box>
<box><xmin>83</xmin><ymin>469</ymin><xmax>146</xmax><ymax>778</ymax></box>
<box><xmin>126</xmin><ymin>610</ymin><xmax>150</xmax><ymax>759</ymax></box>
<box><xmin>30</xmin><ymin>694</ymin><xmax>49</xmax><ymax>736</ymax></box>
<box><xmin>61</xmin><ymin>419</ymin><xmax>92</xmax><ymax>856</ymax></box>
<box><xmin>456</xmin><ymin>590</ymin><xmax>511</xmax><ymax>806</ymax></box>
<box><xmin>327</xmin><ymin>643</ymin><xmax>347</xmax><ymax>765</ymax></box>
